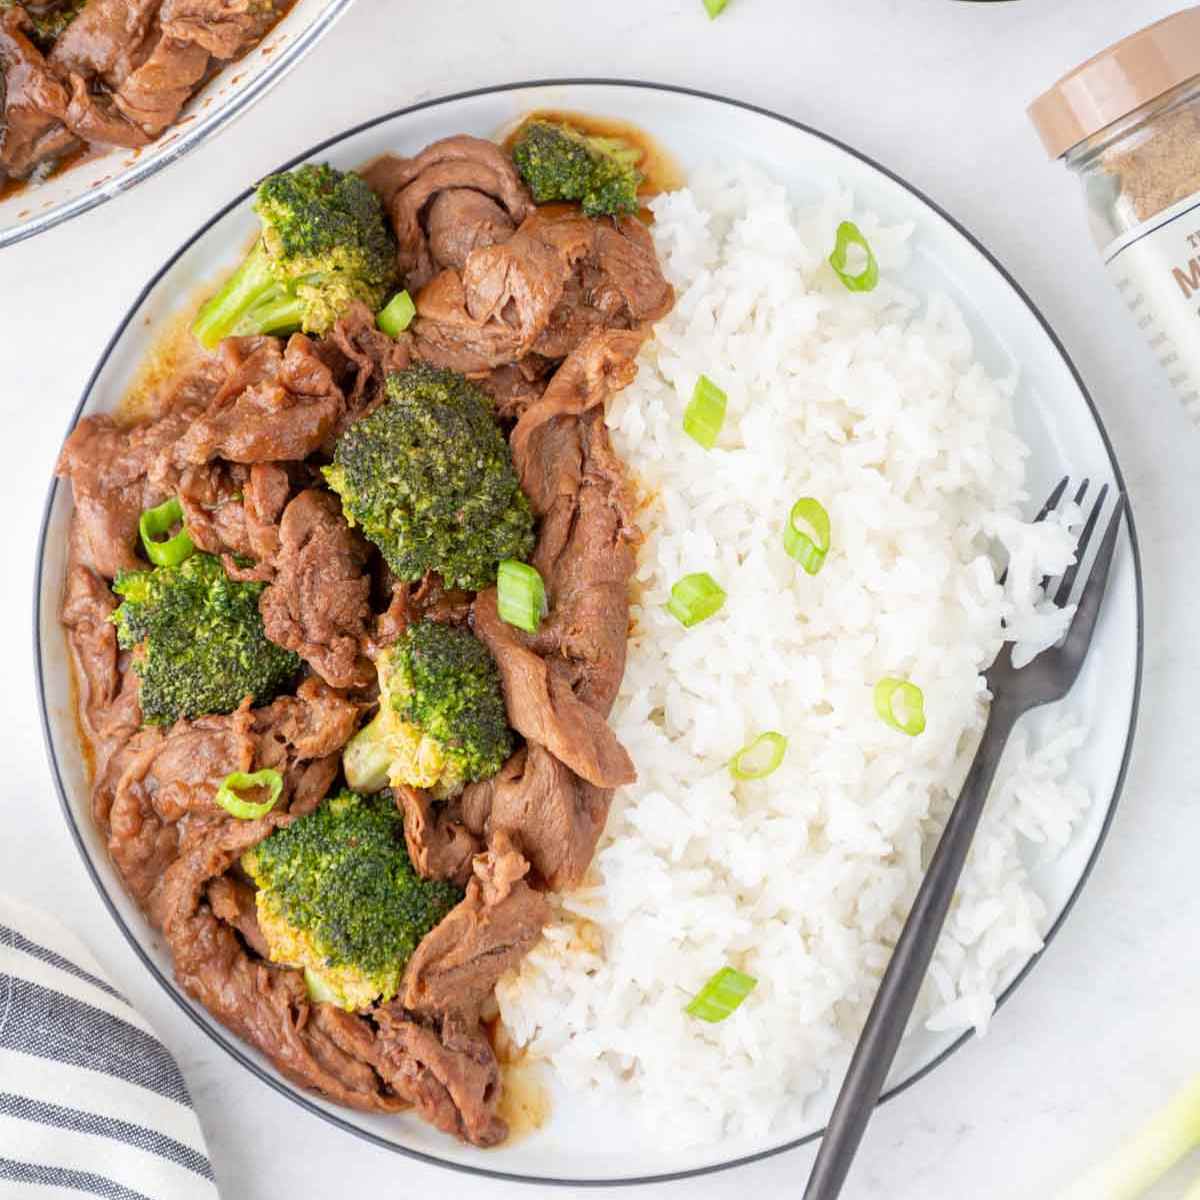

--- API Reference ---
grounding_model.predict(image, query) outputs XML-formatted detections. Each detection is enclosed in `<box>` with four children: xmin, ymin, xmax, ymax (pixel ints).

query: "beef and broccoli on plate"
<box><xmin>56</xmin><ymin>118</ymin><xmax>673</xmax><ymax>1146</ymax></box>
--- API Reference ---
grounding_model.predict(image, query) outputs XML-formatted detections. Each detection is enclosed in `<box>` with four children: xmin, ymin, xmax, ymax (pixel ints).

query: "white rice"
<box><xmin>496</xmin><ymin>161</ymin><xmax>1089</xmax><ymax>1146</ymax></box>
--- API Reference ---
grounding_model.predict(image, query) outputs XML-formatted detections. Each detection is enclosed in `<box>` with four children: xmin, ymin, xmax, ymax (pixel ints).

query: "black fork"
<box><xmin>803</xmin><ymin>478</ymin><xmax>1126</xmax><ymax>1200</ymax></box>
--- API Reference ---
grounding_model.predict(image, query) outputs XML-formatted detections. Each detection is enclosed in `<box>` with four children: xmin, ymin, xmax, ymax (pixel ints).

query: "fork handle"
<box><xmin>803</xmin><ymin>702</ymin><xmax>1019</xmax><ymax>1200</ymax></box>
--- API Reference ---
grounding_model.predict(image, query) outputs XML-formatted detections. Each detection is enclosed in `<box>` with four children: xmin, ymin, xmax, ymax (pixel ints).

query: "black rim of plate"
<box><xmin>33</xmin><ymin>79</ymin><xmax>1145</xmax><ymax>1188</ymax></box>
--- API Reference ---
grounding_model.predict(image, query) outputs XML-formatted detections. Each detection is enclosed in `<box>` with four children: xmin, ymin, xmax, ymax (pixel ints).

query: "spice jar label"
<box><xmin>1104</xmin><ymin>190</ymin><xmax>1200</xmax><ymax>420</ymax></box>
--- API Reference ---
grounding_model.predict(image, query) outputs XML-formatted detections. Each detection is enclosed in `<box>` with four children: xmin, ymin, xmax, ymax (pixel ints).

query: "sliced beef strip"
<box><xmin>412</xmin><ymin>210</ymin><xmax>671</xmax><ymax>376</ymax></box>
<box><xmin>176</xmin><ymin>460</ymin><xmax>249</xmax><ymax>552</ymax></box>
<box><xmin>426</xmin><ymin>188</ymin><xmax>515</xmax><ymax>273</ymax></box>
<box><xmin>462</xmin><ymin>744</ymin><xmax>609</xmax><ymax>892</ymax></box>
<box><xmin>159</xmin><ymin>0</ymin><xmax>282</xmax><ymax>60</ymax></box>
<box><xmin>92</xmin><ymin>678</ymin><xmax>358</xmax><ymax>904</ymax></box>
<box><xmin>408</xmin><ymin>268</ymin><xmax>524</xmax><ymax>375</ymax></box>
<box><xmin>110</xmin><ymin>32</ymin><xmax>210</xmax><ymax>139</ymax></box>
<box><xmin>206</xmin><ymin>874</ymin><xmax>268</xmax><ymax>957</ymax></box>
<box><xmin>0</xmin><ymin>9</ymin><xmax>76</xmax><ymax>177</ymax></box>
<box><xmin>394</xmin><ymin>785</ymin><xmax>478</xmax><ymax>887</ymax></box>
<box><xmin>362</xmin><ymin>136</ymin><xmax>532</xmax><ymax>292</ymax></box>
<box><xmin>259</xmin><ymin>489</ymin><xmax>374</xmax><ymax>690</ymax></box>
<box><xmin>525</xmin><ymin>410</ymin><xmax>639</xmax><ymax>714</ymax></box>
<box><xmin>510</xmin><ymin>325</ymin><xmax>647</xmax><ymax>481</ymax></box>
<box><xmin>61</xmin><ymin>531</ymin><xmax>143</xmax><ymax>767</ymax></box>
<box><xmin>468</xmin><ymin>330</ymin><xmax>644</xmax><ymax>788</ymax></box>
<box><xmin>370</xmin><ymin>1008</ymin><xmax>506</xmax><ymax>1147</ymax></box>
<box><xmin>320</xmin><ymin>301</ymin><xmax>412</xmax><ymax>446</ymax></box>
<box><xmin>48</xmin><ymin>0</ymin><xmax>160</xmax><ymax>89</ymax></box>
<box><xmin>459</xmin><ymin>211</ymin><xmax>592</xmax><ymax>348</ymax></box>
<box><xmin>473</xmin><ymin>588</ymin><xmax>634</xmax><ymax>789</ymax></box>
<box><xmin>399</xmin><ymin>833</ymin><xmax>548</xmax><ymax>1022</ymax></box>
<box><xmin>57</xmin><ymin>349</ymin><xmax>229</xmax><ymax>579</ymax></box>
<box><xmin>57</xmin><ymin>405</ymin><xmax>198</xmax><ymax>578</ymax></box>
<box><xmin>477</xmin><ymin>360</ymin><xmax>550</xmax><ymax>422</ymax></box>
<box><xmin>165</xmin><ymin>333</ymin><xmax>345</xmax><ymax>468</ymax></box>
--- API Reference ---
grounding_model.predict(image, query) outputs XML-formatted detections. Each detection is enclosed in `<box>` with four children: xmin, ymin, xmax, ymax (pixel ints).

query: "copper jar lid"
<box><xmin>1029</xmin><ymin>7</ymin><xmax>1200</xmax><ymax>157</ymax></box>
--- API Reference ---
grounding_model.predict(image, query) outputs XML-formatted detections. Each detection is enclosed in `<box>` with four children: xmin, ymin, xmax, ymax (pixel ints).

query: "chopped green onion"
<box><xmin>783</xmin><ymin>497</ymin><xmax>830</xmax><ymax>575</ymax></box>
<box><xmin>874</xmin><ymin>678</ymin><xmax>926</xmax><ymax>736</ymax></box>
<box><xmin>377</xmin><ymin>290</ymin><xmax>416</xmax><ymax>336</ymax></box>
<box><xmin>703</xmin><ymin>0</ymin><xmax>728</xmax><ymax>16</ymax></box>
<box><xmin>498</xmin><ymin>559</ymin><xmax>546</xmax><ymax>634</ymax></box>
<box><xmin>139</xmin><ymin>496</ymin><xmax>195</xmax><ymax>567</ymax></box>
<box><xmin>683</xmin><ymin>375</ymin><xmax>727</xmax><ymax>450</ymax></box>
<box><xmin>730</xmin><ymin>732</ymin><xmax>788</xmax><ymax>780</ymax></box>
<box><xmin>686</xmin><ymin>967</ymin><xmax>757</xmax><ymax>1022</ymax></box>
<box><xmin>215</xmin><ymin>769</ymin><xmax>283</xmax><ymax>819</ymax></box>
<box><xmin>1058</xmin><ymin>1071</ymin><xmax>1200</xmax><ymax>1200</ymax></box>
<box><xmin>829</xmin><ymin>220</ymin><xmax>879</xmax><ymax>293</ymax></box>
<box><xmin>666</xmin><ymin>572</ymin><xmax>726</xmax><ymax>628</ymax></box>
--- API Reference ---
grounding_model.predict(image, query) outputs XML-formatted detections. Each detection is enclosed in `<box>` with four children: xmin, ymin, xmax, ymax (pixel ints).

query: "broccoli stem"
<box><xmin>342</xmin><ymin>710</ymin><xmax>394</xmax><ymax>793</ymax></box>
<box><xmin>237</xmin><ymin>289</ymin><xmax>308</xmax><ymax>339</ymax></box>
<box><xmin>192</xmin><ymin>240</ymin><xmax>287</xmax><ymax>349</ymax></box>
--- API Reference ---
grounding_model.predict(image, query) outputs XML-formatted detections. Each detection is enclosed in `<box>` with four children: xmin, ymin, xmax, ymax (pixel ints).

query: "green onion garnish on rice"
<box><xmin>874</xmin><ymin>678</ymin><xmax>926</xmax><ymax>736</ymax></box>
<box><xmin>730</xmin><ymin>732</ymin><xmax>788</xmax><ymax>780</ymax></box>
<box><xmin>829</xmin><ymin>220</ymin><xmax>879</xmax><ymax>293</ymax></box>
<box><xmin>703</xmin><ymin>0</ymin><xmax>728</xmax><ymax>16</ymax></box>
<box><xmin>686</xmin><ymin>967</ymin><xmax>757</xmax><ymax>1022</ymax></box>
<box><xmin>376</xmin><ymin>289</ymin><xmax>416</xmax><ymax>336</ymax></box>
<box><xmin>139</xmin><ymin>496</ymin><xmax>194</xmax><ymax>567</ymax></box>
<box><xmin>215</xmin><ymin>769</ymin><xmax>283</xmax><ymax>819</ymax></box>
<box><xmin>783</xmin><ymin>497</ymin><xmax>830</xmax><ymax>574</ymax></box>
<box><xmin>666</xmin><ymin>572</ymin><xmax>726</xmax><ymax>628</ymax></box>
<box><xmin>683</xmin><ymin>375</ymin><xmax>727</xmax><ymax>449</ymax></box>
<box><xmin>497</xmin><ymin>559</ymin><xmax>547</xmax><ymax>633</ymax></box>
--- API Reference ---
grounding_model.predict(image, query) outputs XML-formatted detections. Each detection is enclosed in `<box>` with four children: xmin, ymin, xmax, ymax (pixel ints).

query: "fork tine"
<box><xmin>1035</xmin><ymin>477</ymin><xmax>1079</xmax><ymax>593</ymax></box>
<box><xmin>1061</xmin><ymin>494</ymin><xmax>1125</xmax><ymax>661</ymax></box>
<box><xmin>1053</xmin><ymin>483</ymin><xmax>1111</xmax><ymax>608</ymax></box>
<box><xmin>999</xmin><ymin>475</ymin><xmax>1070</xmax><ymax>586</ymax></box>
<box><xmin>1034</xmin><ymin>476</ymin><xmax>1071</xmax><ymax>524</ymax></box>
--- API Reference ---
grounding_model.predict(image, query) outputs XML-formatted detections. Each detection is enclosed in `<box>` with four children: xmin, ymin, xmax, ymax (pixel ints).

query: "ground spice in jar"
<box><xmin>1030</xmin><ymin>8</ymin><xmax>1200</xmax><ymax>421</ymax></box>
<box><xmin>1102</xmin><ymin>102</ymin><xmax>1200</xmax><ymax>224</ymax></box>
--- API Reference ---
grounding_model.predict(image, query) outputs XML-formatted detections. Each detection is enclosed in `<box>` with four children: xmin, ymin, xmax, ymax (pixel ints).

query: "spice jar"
<box><xmin>1030</xmin><ymin>8</ymin><xmax>1200</xmax><ymax>420</ymax></box>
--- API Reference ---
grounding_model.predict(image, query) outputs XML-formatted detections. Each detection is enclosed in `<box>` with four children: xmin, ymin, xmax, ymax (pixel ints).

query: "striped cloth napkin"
<box><xmin>0</xmin><ymin>894</ymin><xmax>218</xmax><ymax>1200</ymax></box>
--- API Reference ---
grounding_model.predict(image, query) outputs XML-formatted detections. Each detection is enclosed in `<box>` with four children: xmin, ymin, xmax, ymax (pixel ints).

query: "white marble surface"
<box><xmin>4</xmin><ymin>0</ymin><xmax>1199</xmax><ymax>1195</ymax></box>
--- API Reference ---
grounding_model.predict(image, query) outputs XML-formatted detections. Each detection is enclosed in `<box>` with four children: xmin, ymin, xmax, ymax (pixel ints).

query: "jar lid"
<box><xmin>1029</xmin><ymin>7</ymin><xmax>1200</xmax><ymax>158</ymax></box>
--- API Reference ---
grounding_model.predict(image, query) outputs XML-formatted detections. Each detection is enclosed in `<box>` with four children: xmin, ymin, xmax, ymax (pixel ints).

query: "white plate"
<box><xmin>34</xmin><ymin>82</ymin><xmax>1143</xmax><ymax>1185</ymax></box>
<box><xmin>0</xmin><ymin>0</ymin><xmax>355</xmax><ymax>249</ymax></box>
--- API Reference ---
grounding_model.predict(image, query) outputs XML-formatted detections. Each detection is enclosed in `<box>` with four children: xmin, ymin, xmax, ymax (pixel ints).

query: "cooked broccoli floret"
<box><xmin>1</xmin><ymin>0</ymin><xmax>86</xmax><ymax>50</ymax></box>
<box><xmin>111</xmin><ymin>552</ymin><xmax>300</xmax><ymax>726</ymax></box>
<box><xmin>323</xmin><ymin>363</ymin><xmax>535</xmax><ymax>591</ymax></box>
<box><xmin>344</xmin><ymin>619</ymin><xmax>512</xmax><ymax>800</ymax></box>
<box><xmin>511</xmin><ymin>119</ymin><xmax>643</xmax><ymax>217</ymax></box>
<box><xmin>242</xmin><ymin>790</ymin><xmax>462</xmax><ymax>1010</ymax></box>
<box><xmin>191</xmin><ymin>163</ymin><xmax>397</xmax><ymax>348</ymax></box>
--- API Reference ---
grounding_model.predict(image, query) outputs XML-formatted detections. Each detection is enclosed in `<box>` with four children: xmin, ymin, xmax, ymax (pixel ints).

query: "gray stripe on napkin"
<box><xmin>0</xmin><ymin>923</ymin><xmax>128</xmax><ymax>1004</ymax></box>
<box><xmin>0</xmin><ymin>975</ymin><xmax>192</xmax><ymax>1106</ymax></box>
<box><xmin>0</xmin><ymin>1156</ymin><xmax>154</xmax><ymax>1200</ymax></box>
<box><xmin>0</xmin><ymin>1093</ymin><xmax>214</xmax><ymax>1182</ymax></box>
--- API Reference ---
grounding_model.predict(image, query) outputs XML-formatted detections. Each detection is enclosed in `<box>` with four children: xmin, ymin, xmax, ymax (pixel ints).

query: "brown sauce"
<box><xmin>499</xmin><ymin>108</ymin><xmax>685</xmax><ymax>211</ymax></box>
<box><xmin>116</xmin><ymin>288</ymin><xmax>211</xmax><ymax>426</ymax></box>
<box><xmin>0</xmin><ymin>142</ymin><xmax>106</xmax><ymax>203</ymax></box>
<box><xmin>483</xmin><ymin>1014</ymin><xmax>553</xmax><ymax>1143</ymax></box>
<box><xmin>497</xmin><ymin>1060</ymin><xmax>552</xmax><ymax>1142</ymax></box>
